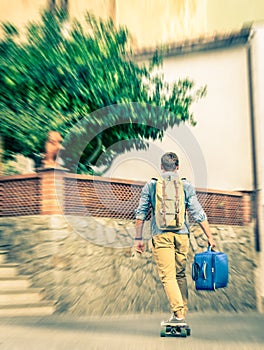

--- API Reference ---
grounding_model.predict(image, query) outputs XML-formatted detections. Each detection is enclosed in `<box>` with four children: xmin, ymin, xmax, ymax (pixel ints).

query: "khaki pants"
<box><xmin>152</xmin><ymin>232</ymin><xmax>189</xmax><ymax>315</ymax></box>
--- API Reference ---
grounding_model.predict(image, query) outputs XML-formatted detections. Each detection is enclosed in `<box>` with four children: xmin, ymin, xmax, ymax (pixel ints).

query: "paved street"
<box><xmin>0</xmin><ymin>312</ymin><xmax>263</xmax><ymax>350</ymax></box>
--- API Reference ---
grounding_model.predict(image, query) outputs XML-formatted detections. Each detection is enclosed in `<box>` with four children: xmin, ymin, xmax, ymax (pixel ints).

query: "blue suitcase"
<box><xmin>192</xmin><ymin>246</ymin><xmax>228</xmax><ymax>291</ymax></box>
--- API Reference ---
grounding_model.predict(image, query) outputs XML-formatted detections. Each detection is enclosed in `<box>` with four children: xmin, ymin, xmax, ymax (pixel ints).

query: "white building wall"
<box><xmin>162</xmin><ymin>46</ymin><xmax>253</xmax><ymax>191</ymax></box>
<box><xmin>106</xmin><ymin>45</ymin><xmax>253</xmax><ymax>192</ymax></box>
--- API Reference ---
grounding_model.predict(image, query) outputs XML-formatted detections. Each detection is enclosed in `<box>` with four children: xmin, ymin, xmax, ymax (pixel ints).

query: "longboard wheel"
<box><xmin>180</xmin><ymin>328</ymin><xmax>187</xmax><ymax>337</ymax></box>
<box><xmin>160</xmin><ymin>326</ymin><xmax>166</xmax><ymax>337</ymax></box>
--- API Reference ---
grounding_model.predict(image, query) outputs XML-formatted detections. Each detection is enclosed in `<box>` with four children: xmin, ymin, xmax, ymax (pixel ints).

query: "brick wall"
<box><xmin>0</xmin><ymin>168</ymin><xmax>252</xmax><ymax>226</ymax></box>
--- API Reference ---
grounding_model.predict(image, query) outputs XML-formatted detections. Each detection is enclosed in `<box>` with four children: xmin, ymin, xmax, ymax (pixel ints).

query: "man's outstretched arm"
<box><xmin>199</xmin><ymin>220</ymin><xmax>216</xmax><ymax>248</ymax></box>
<box><xmin>134</xmin><ymin>219</ymin><xmax>145</xmax><ymax>254</ymax></box>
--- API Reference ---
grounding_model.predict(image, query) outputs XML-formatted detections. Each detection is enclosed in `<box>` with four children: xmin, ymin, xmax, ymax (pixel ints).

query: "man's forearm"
<box><xmin>135</xmin><ymin>219</ymin><xmax>144</xmax><ymax>239</ymax></box>
<box><xmin>198</xmin><ymin>220</ymin><xmax>212</xmax><ymax>239</ymax></box>
<box><xmin>198</xmin><ymin>219</ymin><xmax>216</xmax><ymax>247</ymax></box>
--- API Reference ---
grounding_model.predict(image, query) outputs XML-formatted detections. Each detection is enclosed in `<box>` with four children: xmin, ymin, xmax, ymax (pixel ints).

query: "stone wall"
<box><xmin>0</xmin><ymin>215</ymin><xmax>257</xmax><ymax>316</ymax></box>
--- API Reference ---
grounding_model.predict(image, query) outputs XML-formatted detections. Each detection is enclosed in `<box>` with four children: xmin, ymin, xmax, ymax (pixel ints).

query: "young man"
<box><xmin>134</xmin><ymin>152</ymin><xmax>216</xmax><ymax>323</ymax></box>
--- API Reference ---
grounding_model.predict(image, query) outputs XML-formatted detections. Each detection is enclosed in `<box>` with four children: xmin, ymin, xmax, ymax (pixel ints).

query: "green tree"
<box><xmin>0</xmin><ymin>10</ymin><xmax>206</xmax><ymax>173</ymax></box>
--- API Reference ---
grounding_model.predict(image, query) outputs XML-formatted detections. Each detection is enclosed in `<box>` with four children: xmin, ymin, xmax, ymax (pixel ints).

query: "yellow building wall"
<box><xmin>0</xmin><ymin>0</ymin><xmax>47</xmax><ymax>29</ymax></box>
<box><xmin>69</xmin><ymin>0</ymin><xmax>115</xmax><ymax>24</ymax></box>
<box><xmin>207</xmin><ymin>0</ymin><xmax>264</xmax><ymax>33</ymax></box>
<box><xmin>66</xmin><ymin>0</ymin><xmax>207</xmax><ymax>49</ymax></box>
<box><xmin>116</xmin><ymin>0</ymin><xmax>207</xmax><ymax>48</ymax></box>
<box><xmin>0</xmin><ymin>1</ymin><xmax>264</xmax><ymax>47</ymax></box>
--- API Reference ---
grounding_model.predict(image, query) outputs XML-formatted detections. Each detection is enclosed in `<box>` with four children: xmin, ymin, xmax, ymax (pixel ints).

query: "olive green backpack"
<box><xmin>155</xmin><ymin>176</ymin><xmax>185</xmax><ymax>230</ymax></box>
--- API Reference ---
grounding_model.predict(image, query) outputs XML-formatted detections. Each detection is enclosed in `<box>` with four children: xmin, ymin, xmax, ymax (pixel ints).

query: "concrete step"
<box><xmin>0</xmin><ymin>248</ymin><xmax>56</xmax><ymax>316</ymax></box>
<box><xmin>0</xmin><ymin>289</ymin><xmax>43</xmax><ymax>306</ymax></box>
<box><xmin>0</xmin><ymin>277</ymin><xmax>31</xmax><ymax>291</ymax></box>
<box><xmin>0</xmin><ymin>251</ymin><xmax>8</xmax><ymax>264</ymax></box>
<box><xmin>0</xmin><ymin>264</ymin><xmax>18</xmax><ymax>278</ymax></box>
<box><xmin>0</xmin><ymin>303</ymin><xmax>55</xmax><ymax>317</ymax></box>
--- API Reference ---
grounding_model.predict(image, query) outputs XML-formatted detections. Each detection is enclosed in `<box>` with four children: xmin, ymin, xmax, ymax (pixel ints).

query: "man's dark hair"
<box><xmin>161</xmin><ymin>152</ymin><xmax>179</xmax><ymax>171</ymax></box>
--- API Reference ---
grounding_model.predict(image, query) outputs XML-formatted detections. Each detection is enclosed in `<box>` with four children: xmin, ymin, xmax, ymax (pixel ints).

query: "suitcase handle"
<box><xmin>202</xmin><ymin>261</ymin><xmax>207</xmax><ymax>279</ymax></box>
<box><xmin>192</xmin><ymin>263</ymin><xmax>199</xmax><ymax>281</ymax></box>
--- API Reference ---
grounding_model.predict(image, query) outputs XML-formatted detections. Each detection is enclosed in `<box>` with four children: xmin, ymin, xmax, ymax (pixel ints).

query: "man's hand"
<box><xmin>134</xmin><ymin>239</ymin><xmax>145</xmax><ymax>254</ymax></box>
<box><xmin>208</xmin><ymin>236</ymin><xmax>216</xmax><ymax>249</ymax></box>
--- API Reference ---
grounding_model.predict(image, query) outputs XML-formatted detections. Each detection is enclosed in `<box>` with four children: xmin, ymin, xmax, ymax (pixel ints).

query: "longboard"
<box><xmin>160</xmin><ymin>321</ymin><xmax>191</xmax><ymax>337</ymax></box>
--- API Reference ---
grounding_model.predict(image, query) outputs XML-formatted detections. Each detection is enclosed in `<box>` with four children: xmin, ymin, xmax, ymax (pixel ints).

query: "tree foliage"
<box><xmin>0</xmin><ymin>10</ymin><xmax>206</xmax><ymax>173</ymax></box>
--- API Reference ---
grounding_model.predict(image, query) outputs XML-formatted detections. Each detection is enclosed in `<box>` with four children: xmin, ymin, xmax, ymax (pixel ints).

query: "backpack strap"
<box><xmin>173</xmin><ymin>180</ymin><xmax>180</xmax><ymax>226</ymax></box>
<box><xmin>162</xmin><ymin>180</ymin><xmax>167</xmax><ymax>227</ymax></box>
